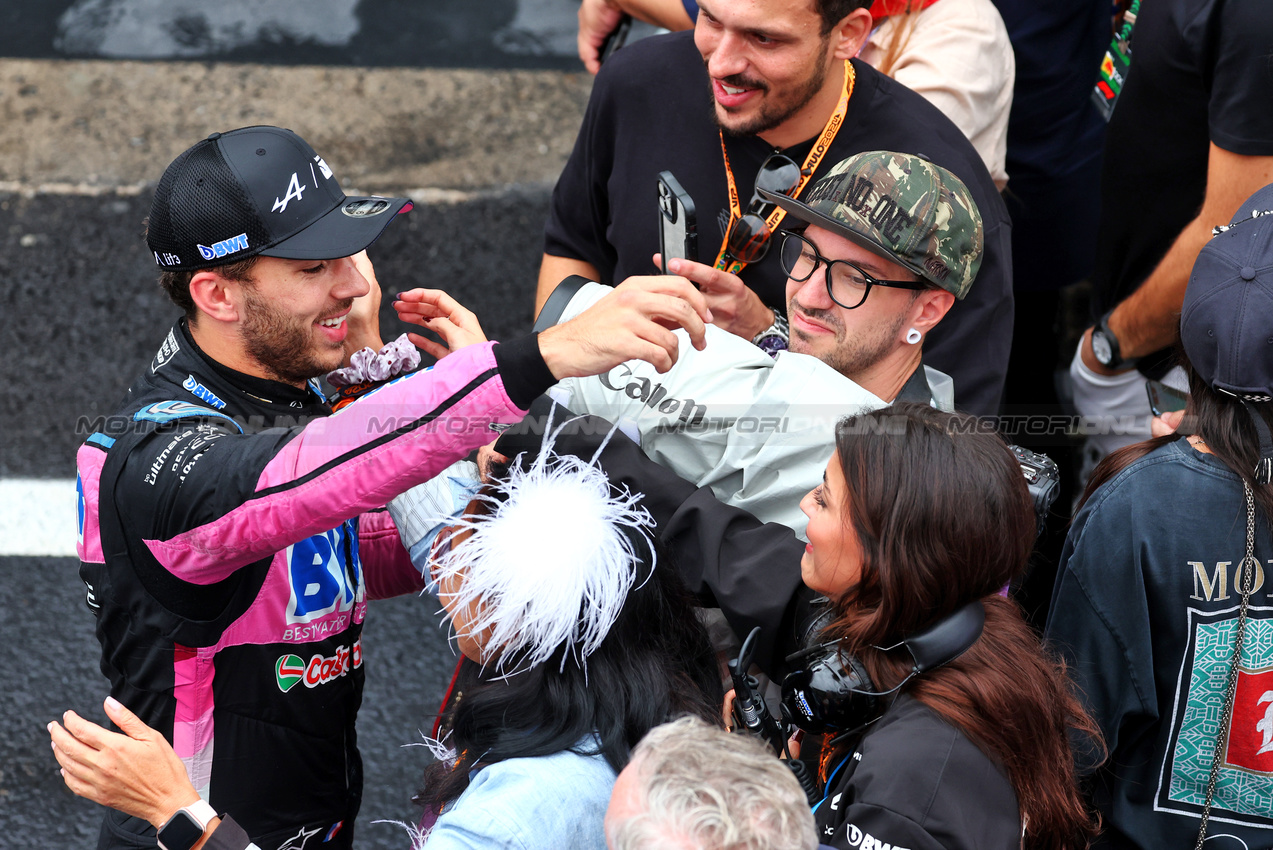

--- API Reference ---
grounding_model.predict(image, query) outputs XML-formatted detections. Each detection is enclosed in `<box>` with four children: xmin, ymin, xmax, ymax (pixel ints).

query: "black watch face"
<box><xmin>1092</xmin><ymin>331</ymin><xmax>1114</xmax><ymax>366</ymax></box>
<box><xmin>158</xmin><ymin>811</ymin><xmax>204</xmax><ymax>850</ymax></box>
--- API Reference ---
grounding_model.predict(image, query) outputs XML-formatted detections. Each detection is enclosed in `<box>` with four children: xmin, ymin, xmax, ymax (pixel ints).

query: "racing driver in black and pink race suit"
<box><xmin>74</xmin><ymin>126</ymin><xmax>710</xmax><ymax>850</ymax></box>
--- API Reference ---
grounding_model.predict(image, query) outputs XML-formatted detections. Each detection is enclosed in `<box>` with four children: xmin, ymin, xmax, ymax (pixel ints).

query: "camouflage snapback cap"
<box><xmin>759</xmin><ymin>151</ymin><xmax>983</xmax><ymax>299</ymax></box>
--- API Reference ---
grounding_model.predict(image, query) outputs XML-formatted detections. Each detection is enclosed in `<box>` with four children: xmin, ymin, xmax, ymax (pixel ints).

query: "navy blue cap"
<box><xmin>147</xmin><ymin>126</ymin><xmax>411</xmax><ymax>271</ymax></box>
<box><xmin>1181</xmin><ymin>183</ymin><xmax>1273</xmax><ymax>401</ymax></box>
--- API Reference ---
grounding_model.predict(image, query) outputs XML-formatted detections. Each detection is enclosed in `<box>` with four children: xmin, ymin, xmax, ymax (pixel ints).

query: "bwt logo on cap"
<box><xmin>196</xmin><ymin>232</ymin><xmax>249</xmax><ymax>261</ymax></box>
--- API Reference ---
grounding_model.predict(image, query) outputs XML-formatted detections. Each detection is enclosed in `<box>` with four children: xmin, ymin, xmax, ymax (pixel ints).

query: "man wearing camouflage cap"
<box><xmin>462</xmin><ymin>151</ymin><xmax>983</xmax><ymax>537</ymax></box>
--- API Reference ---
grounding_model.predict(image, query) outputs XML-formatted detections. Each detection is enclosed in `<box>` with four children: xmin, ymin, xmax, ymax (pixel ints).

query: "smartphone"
<box><xmin>1146</xmin><ymin>379</ymin><xmax>1188</xmax><ymax>417</ymax></box>
<box><xmin>657</xmin><ymin>171</ymin><xmax>697</xmax><ymax>274</ymax></box>
<box><xmin>599</xmin><ymin>14</ymin><xmax>632</xmax><ymax>66</ymax></box>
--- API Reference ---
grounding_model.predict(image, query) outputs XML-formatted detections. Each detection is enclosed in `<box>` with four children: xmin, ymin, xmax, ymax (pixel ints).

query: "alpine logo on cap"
<box><xmin>273</xmin><ymin>173</ymin><xmax>306</xmax><ymax>213</ymax></box>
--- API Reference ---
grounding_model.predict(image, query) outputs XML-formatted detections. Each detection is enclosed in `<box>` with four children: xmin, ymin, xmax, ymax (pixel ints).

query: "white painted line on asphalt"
<box><xmin>0</xmin><ymin>180</ymin><xmax>147</xmax><ymax>197</ymax></box>
<box><xmin>0</xmin><ymin>478</ymin><xmax>78</xmax><ymax>557</ymax></box>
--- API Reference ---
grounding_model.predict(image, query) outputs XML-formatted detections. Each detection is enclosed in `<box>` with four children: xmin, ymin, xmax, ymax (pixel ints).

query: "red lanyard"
<box><xmin>868</xmin><ymin>0</ymin><xmax>940</xmax><ymax>18</ymax></box>
<box><xmin>714</xmin><ymin>60</ymin><xmax>856</xmax><ymax>274</ymax></box>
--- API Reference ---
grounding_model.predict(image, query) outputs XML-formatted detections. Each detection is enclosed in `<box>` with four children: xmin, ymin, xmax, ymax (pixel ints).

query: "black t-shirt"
<box><xmin>544</xmin><ymin>30</ymin><xmax>1013</xmax><ymax>416</ymax></box>
<box><xmin>1092</xmin><ymin>0</ymin><xmax>1273</xmax><ymax>358</ymax></box>
<box><xmin>993</xmin><ymin>0</ymin><xmax>1109</xmax><ymax>293</ymax></box>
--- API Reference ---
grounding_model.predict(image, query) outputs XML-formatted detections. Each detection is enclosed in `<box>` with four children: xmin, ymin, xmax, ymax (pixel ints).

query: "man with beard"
<box><xmin>75</xmin><ymin>126</ymin><xmax>710</xmax><ymax>850</ymax></box>
<box><xmin>537</xmin><ymin>0</ymin><xmax>1012</xmax><ymax>416</ymax></box>
<box><xmin>464</xmin><ymin>150</ymin><xmax>979</xmax><ymax>536</ymax></box>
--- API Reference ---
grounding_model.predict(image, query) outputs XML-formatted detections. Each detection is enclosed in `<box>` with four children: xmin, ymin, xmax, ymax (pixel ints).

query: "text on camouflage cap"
<box><xmin>761</xmin><ymin>151</ymin><xmax>983</xmax><ymax>299</ymax></box>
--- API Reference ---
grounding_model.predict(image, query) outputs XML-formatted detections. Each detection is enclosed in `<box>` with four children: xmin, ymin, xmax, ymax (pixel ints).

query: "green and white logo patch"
<box><xmin>1159</xmin><ymin>606</ymin><xmax>1273</xmax><ymax>829</ymax></box>
<box><xmin>275</xmin><ymin>654</ymin><xmax>305</xmax><ymax>693</ymax></box>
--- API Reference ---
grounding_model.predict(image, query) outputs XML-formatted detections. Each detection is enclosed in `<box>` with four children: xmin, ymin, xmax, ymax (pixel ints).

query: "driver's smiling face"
<box><xmin>233</xmin><ymin>255</ymin><xmax>369</xmax><ymax>386</ymax></box>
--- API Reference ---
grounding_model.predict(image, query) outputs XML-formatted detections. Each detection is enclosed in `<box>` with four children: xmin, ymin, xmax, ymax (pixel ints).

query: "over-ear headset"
<box><xmin>780</xmin><ymin>599</ymin><xmax>985</xmax><ymax>734</ymax></box>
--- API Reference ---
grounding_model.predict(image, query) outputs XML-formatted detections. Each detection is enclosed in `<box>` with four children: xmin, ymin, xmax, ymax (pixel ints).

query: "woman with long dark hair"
<box><xmin>1047</xmin><ymin>191</ymin><xmax>1273</xmax><ymax>849</ymax></box>
<box><xmin>794</xmin><ymin>404</ymin><xmax>1099</xmax><ymax>850</ymax></box>
<box><xmin>518</xmin><ymin>401</ymin><xmax>1102</xmax><ymax>850</ymax></box>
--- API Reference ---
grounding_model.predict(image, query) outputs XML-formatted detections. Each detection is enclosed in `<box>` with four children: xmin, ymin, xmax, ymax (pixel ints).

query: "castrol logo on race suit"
<box><xmin>276</xmin><ymin>639</ymin><xmax>362</xmax><ymax>693</ymax></box>
<box><xmin>284</xmin><ymin>520</ymin><xmax>364</xmax><ymax>627</ymax></box>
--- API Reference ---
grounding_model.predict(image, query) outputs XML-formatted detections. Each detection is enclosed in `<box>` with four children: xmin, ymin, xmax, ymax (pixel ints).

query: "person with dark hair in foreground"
<box><xmin>497</xmin><ymin>403</ymin><xmax>1101</xmax><ymax>849</ymax></box>
<box><xmin>1048</xmin><ymin>185</ymin><xmax>1273</xmax><ymax>848</ymax></box>
<box><xmin>407</xmin><ymin>451</ymin><xmax>722</xmax><ymax>848</ymax></box>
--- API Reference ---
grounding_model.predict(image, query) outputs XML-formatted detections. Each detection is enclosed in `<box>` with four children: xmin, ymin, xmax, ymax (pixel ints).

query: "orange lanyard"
<box><xmin>714</xmin><ymin>59</ymin><xmax>855</xmax><ymax>274</ymax></box>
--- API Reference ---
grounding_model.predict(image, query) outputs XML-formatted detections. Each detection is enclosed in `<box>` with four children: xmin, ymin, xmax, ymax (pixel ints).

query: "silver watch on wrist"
<box><xmin>752</xmin><ymin>309</ymin><xmax>789</xmax><ymax>357</ymax></box>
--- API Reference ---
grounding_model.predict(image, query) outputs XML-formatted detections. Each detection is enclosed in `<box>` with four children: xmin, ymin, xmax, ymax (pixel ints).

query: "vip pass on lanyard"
<box><xmin>714</xmin><ymin>60</ymin><xmax>855</xmax><ymax>275</ymax></box>
<box><xmin>1092</xmin><ymin>0</ymin><xmax>1138</xmax><ymax>122</ymax></box>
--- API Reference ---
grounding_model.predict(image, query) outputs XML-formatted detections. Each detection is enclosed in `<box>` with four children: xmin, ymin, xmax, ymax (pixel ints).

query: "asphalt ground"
<box><xmin>1</xmin><ymin>555</ymin><xmax>466</xmax><ymax>848</ymax></box>
<box><xmin>0</xmin><ymin>0</ymin><xmax>584</xmax><ymax>70</ymax></box>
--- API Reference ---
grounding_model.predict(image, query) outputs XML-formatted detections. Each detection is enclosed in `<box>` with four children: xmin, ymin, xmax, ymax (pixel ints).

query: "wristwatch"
<box><xmin>158</xmin><ymin>799</ymin><xmax>219</xmax><ymax>850</ymax></box>
<box><xmin>1090</xmin><ymin>310</ymin><xmax>1137</xmax><ymax>370</ymax></box>
<box><xmin>752</xmin><ymin>309</ymin><xmax>789</xmax><ymax>357</ymax></box>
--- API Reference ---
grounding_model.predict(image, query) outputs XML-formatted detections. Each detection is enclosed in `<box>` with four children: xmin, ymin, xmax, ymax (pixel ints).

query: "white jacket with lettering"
<box><xmin>541</xmin><ymin>281</ymin><xmax>954</xmax><ymax>537</ymax></box>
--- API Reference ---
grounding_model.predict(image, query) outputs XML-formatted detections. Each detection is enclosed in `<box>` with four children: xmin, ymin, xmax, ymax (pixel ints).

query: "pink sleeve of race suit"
<box><xmin>145</xmin><ymin>343</ymin><xmax>522</xmax><ymax>583</ymax></box>
<box><xmin>359</xmin><ymin>509</ymin><xmax>426</xmax><ymax>600</ymax></box>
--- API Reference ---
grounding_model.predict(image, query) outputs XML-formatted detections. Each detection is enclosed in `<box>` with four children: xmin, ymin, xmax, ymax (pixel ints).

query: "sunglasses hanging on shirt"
<box><xmin>723</xmin><ymin>152</ymin><xmax>803</xmax><ymax>264</ymax></box>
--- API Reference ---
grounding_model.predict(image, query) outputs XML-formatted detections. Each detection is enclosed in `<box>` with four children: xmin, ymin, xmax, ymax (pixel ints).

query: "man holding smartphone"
<box><xmin>538</xmin><ymin>0</ymin><xmax>1012</xmax><ymax>416</ymax></box>
<box><xmin>521</xmin><ymin>150</ymin><xmax>982</xmax><ymax>535</ymax></box>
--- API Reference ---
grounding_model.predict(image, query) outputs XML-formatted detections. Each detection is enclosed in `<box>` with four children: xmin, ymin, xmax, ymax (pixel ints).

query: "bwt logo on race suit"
<box><xmin>182</xmin><ymin>375</ymin><xmax>227</xmax><ymax>410</ymax></box>
<box><xmin>196</xmin><ymin>232</ymin><xmax>249</xmax><ymax>261</ymax></box>
<box><xmin>284</xmin><ymin>520</ymin><xmax>363</xmax><ymax>627</ymax></box>
<box><xmin>841</xmin><ymin>824</ymin><xmax>909</xmax><ymax>850</ymax></box>
<box><xmin>275</xmin><ymin>639</ymin><xmax>363</xmax><ymax>693</ymax></box>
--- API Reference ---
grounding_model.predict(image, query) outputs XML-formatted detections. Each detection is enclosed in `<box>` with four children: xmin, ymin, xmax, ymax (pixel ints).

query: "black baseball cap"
<box><xmin>146</xmin><ymin>125</ymin><xmax>412</xmax><ymax>271</ymax></box>
<box><xmin>1181</xmin><ymin>183</ymin><xmax>1273</xmax><ymax>400</ymax></box>
<box><xmin>1181</xmin><ymin>182</ymin><xmax>1273</xmax><ymax>482</ymax></box>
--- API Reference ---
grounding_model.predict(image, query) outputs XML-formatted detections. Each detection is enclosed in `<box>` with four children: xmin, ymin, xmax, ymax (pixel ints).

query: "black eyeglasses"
<box><xmin>724</xmin><ymin>152</ymin><xmax>804</xmax><ymax>264</ymax></box>
<box><xmin>778</xmin><ymin>231</ymin><xmax>927</xmax><ymax>309</ymax></box>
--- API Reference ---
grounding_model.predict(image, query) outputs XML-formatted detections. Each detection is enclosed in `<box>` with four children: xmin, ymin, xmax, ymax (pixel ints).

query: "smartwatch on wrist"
<box><xmin>752</xmin><ymin>309</ymin><xmax>789</xmax><ymax>357</ymax></box>
<box><xmin>1091</xmin><ymin>310</ymin><xmax>1137</xmax><ymax>370</ymax></box>
<box><xmin>158</xmin><ymin>799</ymin><xmax>218</xmax><ymax>850</ymax></box>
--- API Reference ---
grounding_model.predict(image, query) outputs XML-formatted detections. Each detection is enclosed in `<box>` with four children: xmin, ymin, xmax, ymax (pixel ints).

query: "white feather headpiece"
<box><xmin>430</xmin><ymin>424</ymin><xmax>656</xmax><ymax>675</ymax></box>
